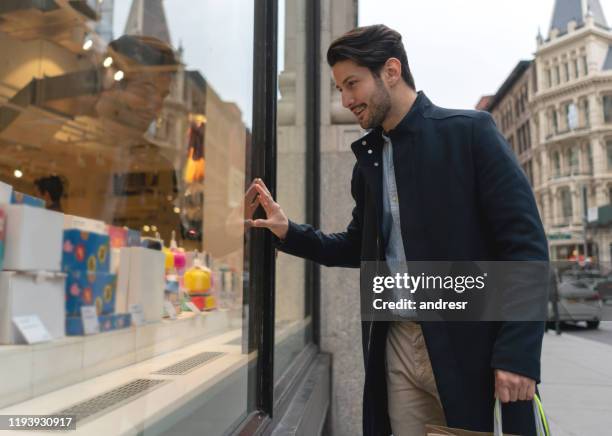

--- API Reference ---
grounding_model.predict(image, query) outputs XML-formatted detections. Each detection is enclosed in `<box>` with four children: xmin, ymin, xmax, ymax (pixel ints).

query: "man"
<box><xmin>248</xmin><ymin>24</ymin><xmax>547</xmax><ymax>435</ymax></box>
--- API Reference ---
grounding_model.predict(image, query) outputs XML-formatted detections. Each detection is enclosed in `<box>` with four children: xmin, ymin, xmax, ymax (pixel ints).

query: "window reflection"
<box><xmin>0</xmin><ymin>1</ymin><xmax>254</xmax><ymax>434</ymax></box>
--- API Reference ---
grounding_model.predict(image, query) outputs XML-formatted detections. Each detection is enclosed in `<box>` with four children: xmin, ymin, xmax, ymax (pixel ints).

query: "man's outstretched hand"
<box><xmin>246</xmin><ymin>178</ymin><xmax>289</xmax><ymax>240</ymax></box>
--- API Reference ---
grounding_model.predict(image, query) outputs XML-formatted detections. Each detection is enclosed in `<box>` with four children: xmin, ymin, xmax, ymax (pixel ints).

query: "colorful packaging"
<box><xmin>62</xmin><ymin>229</ymin><xmax>110</xmax><ymax>274</ymax></box>
<box><xmin>65</xmin><ymin>269</ymin><xmax>116</xmax><ymax>316</ymax></box>
<box><xmin>10</xmin><ymin>190</ymin><xmax>45</xmax><ymax>208</ymax></box>
<box><xmin>107</xmin><ymin>226</ymin><xmax>128</xmax><ymax>248</ymax></box>
<box><xmin>65</xmin><ymin>312</ymin><xmax>131</xmax><ymax>335</ymax></box>
<box><xmin>0</xmin><ymin>209</ymin><xmax>4</xmax><ymax>270</ymax></box>
<box><xmin>126</xmin><ymin>229</ymin><xmax>141</xmax><ymax>247</ymax></box>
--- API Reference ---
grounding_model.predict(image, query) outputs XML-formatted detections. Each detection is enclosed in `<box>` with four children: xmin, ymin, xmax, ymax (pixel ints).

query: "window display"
<box><xmin>0</xmin><ymin>1</ymin><xmax>257</xmax><ymax>434</ymax></box>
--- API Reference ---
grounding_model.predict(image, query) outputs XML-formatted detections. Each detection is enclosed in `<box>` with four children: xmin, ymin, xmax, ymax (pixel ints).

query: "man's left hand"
<box><xmin>494</xmin><ymin>369</ymin><xmax>536</xmax><ymax>403</ymax></box>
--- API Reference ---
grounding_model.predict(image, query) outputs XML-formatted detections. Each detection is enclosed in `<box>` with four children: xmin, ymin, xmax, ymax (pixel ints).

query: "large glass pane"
<box><xmin>0</xmin><ymin>1</ymin><xmax>255</xmax><ymax>434</ymax></box>
<box><xmin>274</xmin><ymin>0</ymin><xmax>312</xmax><ymax>383</ymax></box>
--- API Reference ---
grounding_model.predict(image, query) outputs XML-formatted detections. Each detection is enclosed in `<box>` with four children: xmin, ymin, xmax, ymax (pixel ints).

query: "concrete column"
<box><xmin>319</xmin><ymin>1</ymin><xmax>365</xmax><ymax>435</ymax></box>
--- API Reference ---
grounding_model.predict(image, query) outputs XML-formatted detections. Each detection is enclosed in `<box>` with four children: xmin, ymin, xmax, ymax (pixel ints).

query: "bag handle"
<box><xmin>493</xmin><ymin>394</ymin><xmax>550</xmax><ymax>436</ymax></box>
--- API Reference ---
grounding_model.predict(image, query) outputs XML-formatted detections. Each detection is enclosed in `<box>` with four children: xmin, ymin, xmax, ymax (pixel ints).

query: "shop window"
<box><xmin>274</xmin><ymin>0</ymin><xmax>314</xmax><ymax>383</ymax></box>
<box><xmin>0</xmin><ymin>1</ymin><xmax>265</xmax><ymax>434</ymax></box>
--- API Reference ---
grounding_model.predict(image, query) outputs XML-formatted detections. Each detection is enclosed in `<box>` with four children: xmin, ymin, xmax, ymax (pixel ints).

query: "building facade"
<box><xmin>485</xmin><ymin>0</ymin><xmax>612</xmax><ymax>266</ymax></box>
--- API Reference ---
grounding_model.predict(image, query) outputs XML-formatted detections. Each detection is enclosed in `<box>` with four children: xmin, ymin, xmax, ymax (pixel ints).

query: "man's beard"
<box><xmin>361</xmin><ymin>75</ymin><xmax>391</xmax><ymax>129</ymax></box>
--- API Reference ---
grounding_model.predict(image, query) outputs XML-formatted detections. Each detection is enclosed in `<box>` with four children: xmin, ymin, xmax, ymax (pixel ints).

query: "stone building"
<box><xmin>484</xmin><ymin>0</ymin><xmax>612</xmax><ymax>265</ymax></box>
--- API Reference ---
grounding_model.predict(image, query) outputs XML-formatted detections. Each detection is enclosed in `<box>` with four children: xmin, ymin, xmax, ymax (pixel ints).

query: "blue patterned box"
<box><xmin>65</xmin><ymin>269</ymin><xmax>116</xmax><ymax>316</ymax></box>
<box><xmin>126</xmin><ymin>229</ymin><xmax>141</xmax><ymax>247</ymax></box>
<box><xmin>66</xmin><ymin>313</ymin><xmax>131</xmax><ymax>335</ymax></box>
<box><xmin>10</xmin><ymin>191</ymin><xmax>45</xmax><ymax>208</ymax></box>
<box><xmin>62</xmin><ymin>229</ymin><xmax>110</xmax><ymax>274</ymax></box>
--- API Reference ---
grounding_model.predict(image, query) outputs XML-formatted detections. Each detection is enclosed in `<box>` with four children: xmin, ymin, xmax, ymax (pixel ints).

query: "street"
<box><xmin>558</xmin><ymin>301</ymin><xmax>612</xmax><ymax>346</ymax></box>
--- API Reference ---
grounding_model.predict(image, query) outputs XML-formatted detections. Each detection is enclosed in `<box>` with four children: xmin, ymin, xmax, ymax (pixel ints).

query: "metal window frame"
<box><xmin>235</xmin><ymin>0</ymin><xmax>322</xmax><ymax>434</ymax></box>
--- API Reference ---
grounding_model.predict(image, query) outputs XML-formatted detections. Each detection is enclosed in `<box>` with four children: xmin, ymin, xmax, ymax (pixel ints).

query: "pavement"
<box><xmin>539</xmin><ymin>320</ymin><xmax>612</xmax><ymax>435</ymax></box>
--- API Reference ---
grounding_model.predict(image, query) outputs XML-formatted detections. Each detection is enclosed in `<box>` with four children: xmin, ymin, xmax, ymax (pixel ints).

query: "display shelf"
<box><xmin>0</xmin><ymin>316</ymin><xmax>309</xmax><ymax>435</ymax></box>
<box><xmin>0</xmin><ymin>308</ymin><xmax>242</xmax><ymax>409</ymax></box>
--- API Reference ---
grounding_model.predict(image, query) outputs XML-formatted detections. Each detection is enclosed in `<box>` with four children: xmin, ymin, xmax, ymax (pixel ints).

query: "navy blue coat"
<box><xmin>277</xmin><ymin>92</ymin><xmax>548</xmax><ymax>435</ymax></box>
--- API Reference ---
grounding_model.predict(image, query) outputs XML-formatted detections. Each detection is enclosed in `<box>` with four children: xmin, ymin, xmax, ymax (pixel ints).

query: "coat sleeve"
<box><xmin>472</xmin><ymin>111</ymin><xmax>548</xmax><ymax>383</ymax></box>
<box><xmin>274</xmin><ymin>163</ymin><xmax>362</xmax><ymax>268</ymax></box>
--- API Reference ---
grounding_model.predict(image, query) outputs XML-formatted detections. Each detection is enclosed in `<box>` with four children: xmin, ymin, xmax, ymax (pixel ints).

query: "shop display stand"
<box><xmin>0</xmin><ymin>308</ymin><xmax>242</xmax><ymax>410</ymax></box>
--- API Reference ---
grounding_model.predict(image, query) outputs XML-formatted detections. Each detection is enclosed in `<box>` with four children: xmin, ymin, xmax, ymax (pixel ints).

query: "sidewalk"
<box><xmin>540</xmin><ymin>330</ymin><xmax>612</xmax><ymax>435</ymax></box>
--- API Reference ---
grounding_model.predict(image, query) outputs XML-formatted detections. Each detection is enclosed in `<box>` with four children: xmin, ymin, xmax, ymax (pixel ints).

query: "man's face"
<box><xmin>332</xmin><ymin>59</ymin><xmax>391</xmax><ymax>129</ymax></box>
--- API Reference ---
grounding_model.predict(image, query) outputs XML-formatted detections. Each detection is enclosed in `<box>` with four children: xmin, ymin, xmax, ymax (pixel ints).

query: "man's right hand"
<box><xmin>247</xmin><ymin>178</ymin><xmax>289</xmax><ymax>240</ymax></box>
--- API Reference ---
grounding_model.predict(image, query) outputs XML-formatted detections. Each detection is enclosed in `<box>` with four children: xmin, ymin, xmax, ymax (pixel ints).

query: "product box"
<box><xmin>115</xmin><ymin>247</ymin><xmax>165</xmax><ymax>322</ymax></box>
<box><xmin>65</xmin><ymin>270</ymin><xmax>116</xmax><ymax>316</ymax></box>
<box><xmin>10</xmin><ymin>191</ymin><xmax>45</xmax><ymax>208</ymax></box>
<box><xmin>1</xmin><ymin>205</ymin><xmax>64</xmax><ymax>271</ymax></box>
<box><xmin>127</xmin><ymin>229</ymin><xmax>141</xmax><ymax>247</ymax></box>
<box><xmin>64</xmin><ymin>215</ymin><xmax>107</xmax><ymax>234</ymax></box>
<box><xmin>0</xmin><ymin>271</ymin><xmax>66</xmax><ymax>344</ymax></box>
<box><xmin>62</xmin><ymin>229</ymin><xmax>110</xmax><ymax>274</ymax></box>
<box><xmin>65</xmin><ymin>312</ymin><xmax>131</xmax><ymax>336</ymax></box>
<box><xmin>107</xmin><ymin>226</ymin><xmax>128</xmax><ymax>248</ymax></box>
<box><xmin>0</xmin><ymin>181</ymin><xmax>12</xmax><ymax>204</ymax></box>
<box><xmin>0</xmin><ymin>209</ymin><xmax>5</xmax><ymax>271</ymax></box>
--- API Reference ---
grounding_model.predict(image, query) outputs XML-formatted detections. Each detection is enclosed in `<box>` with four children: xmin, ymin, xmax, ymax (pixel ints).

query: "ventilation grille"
<box><xmin>152</xmin><ymin>351</ymin><xmax>224</xmax><ymax>375</ymax></box>
<box><xmin>57</xmin><ymin>379</ymin><xmax>167</xmax><ymax>423</ymax></box>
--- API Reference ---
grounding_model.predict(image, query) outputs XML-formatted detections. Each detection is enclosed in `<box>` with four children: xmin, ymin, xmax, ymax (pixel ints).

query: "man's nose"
<box><xmin>341</xmin><ymin>92</ymin><xmax>354</xmax><ymax>109</ymax></box>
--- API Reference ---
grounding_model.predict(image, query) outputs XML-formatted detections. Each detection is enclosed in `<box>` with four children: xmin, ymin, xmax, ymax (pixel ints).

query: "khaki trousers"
<box><xmin>385</xmin><ymin>321</ymin><xmax>447</xmax><ymax>436</ymax></box>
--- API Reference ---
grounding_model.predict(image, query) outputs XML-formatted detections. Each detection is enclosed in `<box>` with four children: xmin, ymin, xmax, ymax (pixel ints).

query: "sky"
<box><xmin>359</xmin><ymin>0</ymin><xmax>612</xmax><ymax>109</ymax></box>
<box><xmin>112</xmin><ymin>0</ymin><xmax>255</xmax><ymax>128</ymax></box>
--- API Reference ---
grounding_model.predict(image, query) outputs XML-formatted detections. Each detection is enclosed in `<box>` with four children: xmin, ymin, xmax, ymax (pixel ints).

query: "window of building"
<box><xmin>582</xmin><ymin>98</ymin><xmax>590</xmax><ymax>127</ymax></box>
<box><xmin>546</xmin><ymin>69</ymin><xmax>552</xmax><ymax>88</ymax></box>
<box><xmin>563</xmin><ymin>62</ymin><xmax>569</xmax><ymax>82</ymax></box>
<box><xmin>553</xmin><ymin>151</ymin><xmax>561</xmax><ymax>177</ymax></box>
<box><xmin>607</xmin><ymin>140</ymin><xmax>612</xmax><ymax>169</ymax></box>
<box><xmin>553</xmin><ymin>109</ymin><xmax>559</xmax><ymax>133</ymax></box>
<box><xmin>569</xmin><ymin>147</ymin><xmax>579</xmax><ymax>174</ymax></box>
<box><xmin>582</xmin><ymin>55</ymin><xmax>588</xmax><ymax>75</ymax></box>
<box><xmin>604</xmin><ymin>95</ymin><xmax>612</xmax><ymax>123</ymax></box>
<box><xmin>560</xmin><ymin>188</ymin><xmax>573</xmax><ymax>222</ymax></box>
<box><xmin>0</xmin><ymin>1</ymin><xmax>321</xmax><ymax>434</ymax></box>
<box><xmin>573</xmin><ymin>58</ymin><xmax>579</xmax><ymax>79</ymax></box>
<box><xmin>554</xmin><ymin>65</ymin><xmax>560</xmax><ymax>85</ymax></box>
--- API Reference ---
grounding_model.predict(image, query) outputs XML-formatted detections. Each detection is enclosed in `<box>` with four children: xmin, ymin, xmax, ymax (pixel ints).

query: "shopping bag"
<box><xmin>424</xmin><ymin>394</ymin><xmax>550</xmax><ymax>436</ymax></box>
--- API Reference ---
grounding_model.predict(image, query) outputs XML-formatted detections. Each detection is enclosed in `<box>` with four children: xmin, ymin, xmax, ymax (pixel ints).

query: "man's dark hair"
<box><xmin>327</xmin><ymin>24</ymin><xmax>415</xmax><ymax>90</ymax></box>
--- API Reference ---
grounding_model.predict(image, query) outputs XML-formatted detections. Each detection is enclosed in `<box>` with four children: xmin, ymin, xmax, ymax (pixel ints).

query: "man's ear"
<box><xmin>383</xmin><ymin>58</ymin><xmax>402</xmax><ymax>86</ymax></box>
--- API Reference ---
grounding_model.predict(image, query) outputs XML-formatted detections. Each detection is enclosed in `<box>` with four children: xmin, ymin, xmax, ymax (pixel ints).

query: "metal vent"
<box><xmin>152</xmin><ymin>351</ymin><xmax>224</xmax><ymax>375</ymax></box>
<box><xmin>57</xmin><ymin>379</ymin><xmax>167</xmax><ymax>423</ymax></box>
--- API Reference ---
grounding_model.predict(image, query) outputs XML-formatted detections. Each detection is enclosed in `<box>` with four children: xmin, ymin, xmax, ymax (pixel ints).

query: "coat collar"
<box><xmin>350</xmin><ymin>91</ymin><xmax>431</xmax><ymax>155</ymax></box>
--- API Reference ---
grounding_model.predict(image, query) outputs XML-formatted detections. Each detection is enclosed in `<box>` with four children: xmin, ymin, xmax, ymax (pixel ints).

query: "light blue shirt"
<box><xmin>381</xmin><ymin>133</ymin><xmax>406</xmax><ymax>263</ymax></box>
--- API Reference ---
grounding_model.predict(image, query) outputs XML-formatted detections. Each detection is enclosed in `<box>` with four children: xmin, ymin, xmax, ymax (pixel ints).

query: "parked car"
<box><xmin>548</xmin><ymin>278</ymin><xmax>603</xmax><ymax>329</ymax></box>
<box><xmin>594</xmin><ymin>275</ymin><xmax>612</xmax><ymax>302</ymax></box>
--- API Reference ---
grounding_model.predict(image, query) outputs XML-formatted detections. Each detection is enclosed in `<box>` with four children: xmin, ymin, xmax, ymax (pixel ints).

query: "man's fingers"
<box><xmin>517</xmin><ymin>382</ymin><xmax>529</xmax><ymax>401</ymax></box>
<box><xmin>250</xmin><ymin>218</ymin><xmax>271</xmax><ymax>228</ymax></box>
<box><xmin>253</xmin><ymin>184</ymin><xmax>275</xmax><ymax>214</ymax></box>
<box><xmin>255</xmin><ymin>178</ymin><xmax>272</xmax><ymax>197</ymax></box>
<box><xmin>496</xmin><ymin>386</ymin><xmax>511</xmax><ymax>403</ymax></box>
<box><xmin>245</xmin><ymin>183</ymin><xmax>258</xmax><ymax>204</ymax></box>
